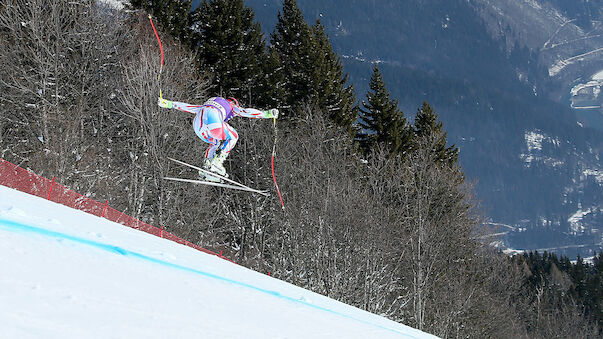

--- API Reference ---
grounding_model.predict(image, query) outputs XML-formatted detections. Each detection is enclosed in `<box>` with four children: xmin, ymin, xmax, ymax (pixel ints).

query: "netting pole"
<box><xmin>102</xmin><ymin>200</ymin><xmax>108</xmax><ymax>218</ymax></box>
<box><xmin>47</xmin><ymin>177</ymin><xmax>55</xmax><ymax>200</ymax></box>
<box><xmin>148</xmin><ymin>14</ymin><xmax>164</xmax><ymax>99</ymax></box>
<box><xmin>271</xmin><ymin>117</ymin><xmax>285</xmax><ymax>210</ymax></box>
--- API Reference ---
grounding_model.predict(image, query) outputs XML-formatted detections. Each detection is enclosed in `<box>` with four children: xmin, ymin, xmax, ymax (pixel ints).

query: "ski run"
<box><xmin>0</xmin><ymin>185</ymin><xmax>438</xmax><ymax>338</ymax></box>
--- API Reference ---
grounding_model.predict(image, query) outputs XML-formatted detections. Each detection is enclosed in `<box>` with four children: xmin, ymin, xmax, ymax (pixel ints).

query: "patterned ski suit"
<box><xmin>169</xmin><ymin>97</ymin><xmax>272</xmax><ymax>160</ymax></box>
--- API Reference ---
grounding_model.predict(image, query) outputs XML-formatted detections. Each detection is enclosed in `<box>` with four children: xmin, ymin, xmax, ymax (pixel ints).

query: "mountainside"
<box><xmin>242</xmin><ymin>0</ymin><xmax>602</xmax><ymax>258</ymax></box>
<box><xmin>473</xmin><ymin>0</ymin><xmax>603</xmax><ymax>126</ymax></box>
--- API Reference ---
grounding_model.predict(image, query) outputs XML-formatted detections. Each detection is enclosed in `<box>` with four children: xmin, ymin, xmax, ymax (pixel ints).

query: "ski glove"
<box><xmin>158</xmin><ymin>97</ymin><xmax>173</xmax><ymax>109</ymax></box>
<box><xmin>265</xmin><ymin>108</ymin><xmax>279</xmax><ymax>119</ymax></box>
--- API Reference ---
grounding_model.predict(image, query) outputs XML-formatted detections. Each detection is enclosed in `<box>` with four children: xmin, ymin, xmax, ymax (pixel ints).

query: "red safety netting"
<box><xmin>0</xmin><ymin>157</ymin><xmax>226</xmax><ymax>261</ymax></box>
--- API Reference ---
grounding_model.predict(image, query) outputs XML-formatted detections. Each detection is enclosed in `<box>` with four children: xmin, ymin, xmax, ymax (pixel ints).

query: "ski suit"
<box><xmin>168</xmin><ymin>97</ymin><xmax>273</xmax><ymax>160</ymax></box>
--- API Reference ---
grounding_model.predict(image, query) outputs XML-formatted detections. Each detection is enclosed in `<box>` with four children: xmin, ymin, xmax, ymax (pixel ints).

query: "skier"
<box><xmin>157</xmin><ymin>96</ymin><xmax>278</xmax><ymax>182</ymax></box>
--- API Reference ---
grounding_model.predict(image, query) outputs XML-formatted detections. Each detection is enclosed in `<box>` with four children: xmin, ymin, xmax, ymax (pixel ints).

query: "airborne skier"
<box><xmin>157</xmin><ymin>96</ymin><xmax>279</xmax><ymax>182</ymax></box>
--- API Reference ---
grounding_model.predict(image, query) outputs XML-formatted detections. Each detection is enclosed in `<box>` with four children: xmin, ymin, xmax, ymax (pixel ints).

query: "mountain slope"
<box><xmin>0</xmin><ymin>185</ymin><xmax>437</xmax><ymax>339</ymax></box>
<box><xmin>243</xmin><ymin>0</ymin><xmax>602</xmax><ymax>258</ymax></box>
<box><xmin>472</xmin><ymin>0</ymin><xmax>603</xmax><ymax>117</ymax></box>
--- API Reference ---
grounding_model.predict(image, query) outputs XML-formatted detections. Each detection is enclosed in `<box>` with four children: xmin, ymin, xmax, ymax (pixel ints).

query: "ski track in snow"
<box><xmin>0</xmin><ymin>218</ymin><xmax>412</xmax><ymax>336</ymax></box>
<box><xmin>0</xmin><ymin>185</ymin><xmax>437</xmax><ymax>339</ymax></box>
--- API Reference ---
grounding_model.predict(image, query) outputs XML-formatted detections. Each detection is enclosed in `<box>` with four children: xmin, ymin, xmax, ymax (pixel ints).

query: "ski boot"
<box><xmin>198</xmin><ymin>153</ymin><xmax>229</xmax><ymax>182</ymax></box>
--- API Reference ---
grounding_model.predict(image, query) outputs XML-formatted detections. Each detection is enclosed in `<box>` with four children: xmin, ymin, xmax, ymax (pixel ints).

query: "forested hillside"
<box><xmin>243</xmin><ymin>0</ymin><xmax>603</xmax><ymax>259</ymax></box>
<box><xmin>0</xmin><ymin>0</ymin><xmax>600</xmax><ymax>337</ymax></box>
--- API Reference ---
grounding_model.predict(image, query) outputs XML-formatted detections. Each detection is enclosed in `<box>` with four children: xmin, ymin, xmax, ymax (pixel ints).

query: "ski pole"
<box><xmin>148</xmin><ymin>14</ymin><xmax>164</xmax><ymax>99</ymax></box>
<box><xmin>271</xmin><ymin>116</ymin><xmax>285</xmax><ymax>210</ymax></box>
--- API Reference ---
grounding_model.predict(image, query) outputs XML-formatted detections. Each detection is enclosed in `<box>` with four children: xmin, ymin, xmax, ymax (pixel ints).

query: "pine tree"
<box><xmin>310</xmin><ymin>21</ymin><xmax>357</xmax><ymax>133</ymax></box>
<box><xmin>129</xmin><ymin>0</ymin><xmax>192</xmax><ymax>41</ymax></box>
<box><xmin>413</xmin><ymin>101</ymin><xmax>459</xmax><ymax>166</ymax></box>
<box><xmin>570</xmin><ymin>256</ymin><xmax>589</xmax><ymax>302</ymax></box>
<box><xmin>590</xmin><ymin>252</ymin><xmax>602</xmax><ymax>326</ymax></box>
<box><xmin>270</xmin><ymin>0</ymin><xmax>315</xmax><ymax>110</ymax></box>
<box><xmin>190</xmin><ymin>0</ymin><xmax>267</xmax><ymax>103</ymax></box>
<box><xmin>357</xmin><ymin>64</ymin><xmax>412</xmax><ymax>155</ymax></box>
<box><xmin>270</xmin><ymin>1</ymin><xmax>357</xmax><ymax>128</ymax></box>
<box><xmin>255</xmin><ymin>48</ymin><xmax>285</xmax><ymax>108</ymax></box>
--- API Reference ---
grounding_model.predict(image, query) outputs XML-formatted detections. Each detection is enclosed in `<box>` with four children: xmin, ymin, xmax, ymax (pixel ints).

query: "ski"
<box><xmin>167</xmin><ymin>157</ymin><xmax>269</xmax><ymax>195</ymax></box>
<box><xmin>168</xmin><ymin>157</ymin><xmax>252</xmax><ymax>189</ymax></box>
<box><xmin>164</xmin><ymin>177</ymin><xmax>270</xmax><ymax>196</ymax></box>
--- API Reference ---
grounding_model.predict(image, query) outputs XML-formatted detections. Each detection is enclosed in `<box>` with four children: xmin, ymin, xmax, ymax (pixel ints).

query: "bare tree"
<box><xmin>0</xmin><ymin>1</ymin><xmax>217</xmax><ymax>243</ymax></box>
<box><xmin>0</xmin><ymin>0</ymin><xmax>129</xmax><ymax>193</ymax></box>
<box><xmin>116</xmin><ymin>12</ymin><xmax>209</xmax><ymax>227</ymax></box>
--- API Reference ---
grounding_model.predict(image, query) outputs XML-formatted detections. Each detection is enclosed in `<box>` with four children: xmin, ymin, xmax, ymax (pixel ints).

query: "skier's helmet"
<box><xmin>227</xmin><ymin>97</ymin><xmax>239</xmax><ymax>108</ymax></box>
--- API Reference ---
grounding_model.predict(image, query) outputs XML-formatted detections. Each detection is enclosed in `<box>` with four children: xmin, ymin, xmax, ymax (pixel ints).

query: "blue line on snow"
<box><xmin>0</xmin><ymin>218</ymin><xmax>423</xmax><ymax>338</ymax></box>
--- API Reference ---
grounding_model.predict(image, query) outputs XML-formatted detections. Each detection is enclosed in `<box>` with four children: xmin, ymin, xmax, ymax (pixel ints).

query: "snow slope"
<box><xmin>0</xmin><ymin>185</ymin><xmax>437</xmax><ymax>339</ymax></box>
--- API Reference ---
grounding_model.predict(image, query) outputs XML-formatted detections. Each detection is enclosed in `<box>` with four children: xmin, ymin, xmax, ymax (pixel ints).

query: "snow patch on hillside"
<box><xmin>503</xmin><ymin>248</ymin><xmax>525</xmax><ymax>256</ymax></box>
<box><xmin>549</xmin><ymin>60</ymin><xmax>569</xmax><ymax>77</ymax></box>
<box><xmin>549</xmin><ymin>48</ymin><xmax>603</xmax><ymax>77</ymax></box>
<box><xmin>583</xmin><ymin>168</ymin><xmax>603</xmax><ymax>184</ymax></box>
<box><xmin>96</xmin><ymin>0</ymin><xmax>124</xmax><ymax>10</ymax></box>
<box><xmin>568</xmin><ymin>208</ymin><xmax>592</xmax><ymax>233</ymax></box>
<box><xmin>525</xmin><ymin>130</ymin><xmax>545</xmax><ymax>152</ymax></box>
<box><xmin>520</xmin><ymin>130</ymin><xmax>563</xmax><ymax>167</ymax></box>
<box><xmin>524</xmin><ymin>0</ymin><xmax>542</xmax><ymax>11</ymax></box>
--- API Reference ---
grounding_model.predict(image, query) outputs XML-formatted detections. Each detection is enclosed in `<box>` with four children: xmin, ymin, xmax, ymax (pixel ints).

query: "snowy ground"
<box><xmin>0</xmin><ymin>185</ymin><xmax>437</xmax><ymax>339</ymax></box>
